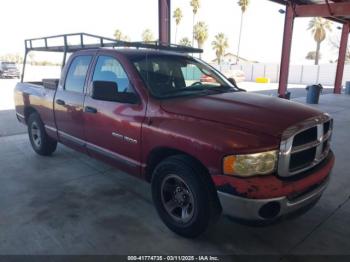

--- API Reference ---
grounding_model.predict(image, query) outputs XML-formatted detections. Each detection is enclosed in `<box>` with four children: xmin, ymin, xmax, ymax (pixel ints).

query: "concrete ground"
<box><xmin>0</xmin><ymin>79</ymin><xmax>349</xmax><ymax>256</ymax></box>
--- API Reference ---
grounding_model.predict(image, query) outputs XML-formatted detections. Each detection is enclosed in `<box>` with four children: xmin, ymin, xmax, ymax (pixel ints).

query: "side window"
<box><xmin>93</xmin><ymin>56</ymin><xmax>132</xmax><ymax>92</ymax></box>
<box><xmin>65</xmin><ymin>56</ymin><xmax>92</xmax><ymax>93</ymax></box>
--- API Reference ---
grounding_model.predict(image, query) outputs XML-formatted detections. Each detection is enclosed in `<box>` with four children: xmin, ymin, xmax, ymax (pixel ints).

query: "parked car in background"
<box><xmin>0</xmin><ymin>62</ymin><xmax>20</xmax><ymax>79</ymax></box>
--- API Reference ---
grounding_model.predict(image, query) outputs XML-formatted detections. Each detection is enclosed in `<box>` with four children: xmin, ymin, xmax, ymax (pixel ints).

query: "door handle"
<box><xmin>56</xmin><ymin>99</ymin><xmax>65</xmax><ymax>105</ymax></box>
<box><xmin>84</xmin><ymin>106</ymin><xmax>97</xmax><ymax>114</ymax></box>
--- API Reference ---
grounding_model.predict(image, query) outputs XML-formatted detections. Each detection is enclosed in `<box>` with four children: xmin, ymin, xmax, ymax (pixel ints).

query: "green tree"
<box><xmin>212</xmin><ymin>33</ymin><xmax>229</xmax><ymax>65</ymax></box>
<box><xmin>179</xmin><ymin>37</ymin><xmax>192</xmax><ymax>47</ymax></box>
<box><xmin>308</xmin><ymin>17</ymin><xmax>332</xmax><ymax>65</ymax></box>
<box><xmin>190</xmin><ymin>0</ymin><xmax>200</xmax><ymax>46</ymax></box>
<box><xmin>194</xmin><ymin>21</ymin><xmax>208</xmax><ymax>58</ymax></box>
<box><xmin>173</xmin><ymin>8</ymin><xmax>183</xmax><ymax>43</ymax></box>
<box><xmin>142</xmin><ymin>29</ymin><xmax>155</xmax><ymax>42</ymax></box>
<box><xmin>236</xmin><ymin>0</ymin><xmax>250</xmax><ymax>64</ymax></box>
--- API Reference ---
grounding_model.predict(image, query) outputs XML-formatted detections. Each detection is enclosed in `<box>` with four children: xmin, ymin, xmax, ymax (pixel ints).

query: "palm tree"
<box><xmin>173</xmin><ymin>8</ymin><xmax>183</xmax><ymax>43</ymax></box>
<box><xmin>306</xmin><ymin>51</ymin><xmax>322</xmax><ymax>61</ymax></box>
<box><xmin>236</xmin><ymin>0</ymin><xmax>250</xmax><ymax>64</ymax></box>
<box><xmin>190</xmin><ymin>0</ymin><xmax>200</xmax><ymax>46</ymax></box>
<box><xmin>308</xmin><ymin>17</ymin><xmax>332</xmax><ymax>65</ymax></box>
<box><xmin>212</xmin><ymin>33</ymin><xmax>229</xmax><ymax>65</ymax></box>
<box><xmin>114</xmin><ymin>29</ymin><xmax>123</xmax><ymax>41</ymax></box>
<box><xmin>142</xmin><ymin>29</ymin><xmax>155</xmax><ymax>42</ymax></box>
<box><xmin>179</xmin><ymin>37</ymin><xmax>192</xmax><ymax>47</ymax></box>
<box><xmin>194</xmin><ymin>21</ymin><xmax>208</xmax><ymax>58</ymax></box>
<box><xmin>114</xmin><ymin>29</ymin><xmax>130</xmax><ymax>41</ymax></box>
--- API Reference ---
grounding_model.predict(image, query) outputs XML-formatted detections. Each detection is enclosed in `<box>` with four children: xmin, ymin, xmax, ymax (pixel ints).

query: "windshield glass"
<box><xmin>3</xmin><ymin>63</ymin><xmax>17</xmax><ymax>69</ymax></box>
<box><xmin>132</xmin><ymin>54</ymin><xmax>236</xmax><ymax>98</ymax></box>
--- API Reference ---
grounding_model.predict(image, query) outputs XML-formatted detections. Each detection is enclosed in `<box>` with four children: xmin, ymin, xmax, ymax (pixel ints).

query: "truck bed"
<box><xmin>14</xmin><ymin>79</ymin><xmax>59</xmax><ymax>138</ymax></box>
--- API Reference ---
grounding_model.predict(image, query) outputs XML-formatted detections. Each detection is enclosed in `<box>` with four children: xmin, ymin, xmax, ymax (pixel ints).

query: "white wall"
<box><xmin>214</xmin><ymin>63</ymin><xmax>350</xmax><ymax>86</ymax></box>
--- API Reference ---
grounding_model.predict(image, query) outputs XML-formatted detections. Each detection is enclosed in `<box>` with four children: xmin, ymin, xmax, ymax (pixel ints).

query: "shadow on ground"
<box><xmin>0</xmin><ymin>109</ymin><xmax>26</xmax><ymax>137</ymax></box>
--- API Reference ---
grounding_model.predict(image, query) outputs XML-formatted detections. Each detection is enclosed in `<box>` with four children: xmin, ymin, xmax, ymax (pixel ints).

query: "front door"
<box><xmin>83</xmin><ymin>53</ymin><xmax>146</xmax><ymax>174</ymax></box>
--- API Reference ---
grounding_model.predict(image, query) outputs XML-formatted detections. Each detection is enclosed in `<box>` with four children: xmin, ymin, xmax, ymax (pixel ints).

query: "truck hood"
<box><xmin>160</xmin><ymin>92</ymin><xmax>322</xmax><ymax>138</ymax></box>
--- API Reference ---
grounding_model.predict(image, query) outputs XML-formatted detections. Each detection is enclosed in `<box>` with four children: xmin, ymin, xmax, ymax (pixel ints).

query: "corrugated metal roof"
<box><xmin>269</xmin><ymin>0</ymin><xmax>350</xmax><ymax>23</ymax></box>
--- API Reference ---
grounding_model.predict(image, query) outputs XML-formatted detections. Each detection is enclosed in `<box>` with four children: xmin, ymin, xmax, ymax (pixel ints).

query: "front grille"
<box><xmin>290</xmin><ymin>147</ymin><xmax>316</xmax><ymax>172</ymax></box>
<box><xmin>278</xmin><ymin>115</ymin><xmax>333</xmax><ymax>177</ymax></box>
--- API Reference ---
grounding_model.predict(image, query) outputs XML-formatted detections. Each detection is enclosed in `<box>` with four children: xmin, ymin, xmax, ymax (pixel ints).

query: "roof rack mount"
<box><xmin>24</xmin><ymin>32</ymin><xmax>203</xmax><ymax>54</ymax></box>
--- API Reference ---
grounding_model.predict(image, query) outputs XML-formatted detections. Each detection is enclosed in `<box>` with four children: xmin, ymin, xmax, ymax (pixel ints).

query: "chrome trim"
<box><xmin>124</xmin><ymin>136</ymin><xmax>138</xmax><ymax>144</ymax></box>
<box><xmin>291</xmin><ymin>130</ymin><xmax>332</xmax><ymax>154</ymax></box>
<box><xmin>16</xmin><ymin>112</ymin><xmax>25</xmax><ymax>119</ymax></box>
<box><xmin>44</xmin><ymin>125</ymin><xmax>57</xmax><ymax>133</ymax></box>
<box><xmin>58</xmin><ymin>130</ymin><xmax>86</xmax><ymax>147</ymax></box>
<box><xmin>57</xmin><ymin>130</ymin><xmax>138</xmax><ymax>168</ymax></box>
<box><xmin>112</xmin><ymin>132</ymin><xmax>123</xmax><ymax>139</ymax></box>
<box><xmin>218</xmin><ymin>178</ymin><xmax>329</xmax><ymax>221</ymax></box>
<box><xmin>278</xmin><ymin>114</ymin><xmax>332</xmax><ymax>177</ymax></box>
<box><xmin>112</xmin><ymin>132</ymin><xmax>138</xmax><ymax>144</ymax></box>
<box><xmin>86</xmin><ymin>142</ymin><xmax>138</xmax><ymax>168</ymax></box>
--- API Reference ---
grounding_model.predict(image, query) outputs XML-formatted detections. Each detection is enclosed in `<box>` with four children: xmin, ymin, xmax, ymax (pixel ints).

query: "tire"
<box><xmin>151</xmin><ymin>155</ymin><xmax>221</xmax><ymax>238</ymax></box>
<box><xmin>27</xmin><ymin>113</ymin><xmax>57</xmax><ymax>156</ymax></box>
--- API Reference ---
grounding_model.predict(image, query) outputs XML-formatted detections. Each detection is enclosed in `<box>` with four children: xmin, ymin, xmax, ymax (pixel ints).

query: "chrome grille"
<box><xmin>278</xmin><ymin>114</ymin><xmax>333</xmax><ymax>177</ymax></box>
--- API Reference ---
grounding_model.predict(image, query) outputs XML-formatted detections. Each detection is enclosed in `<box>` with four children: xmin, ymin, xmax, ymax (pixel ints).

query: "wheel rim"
<box><xmin>31</xmin><ymin>121</ymin><xmax>41</xmax><ymax>148</ymax></box>
<box><xmin>161</xmin><ymin>174</ymin><xmax>195</xmax><ymax>224</ymax></box>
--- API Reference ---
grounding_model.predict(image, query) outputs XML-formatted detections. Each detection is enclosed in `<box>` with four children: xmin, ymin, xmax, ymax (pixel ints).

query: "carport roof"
<box><xmin>269</xmin><ymin>0</ymin><xmax>350</xmax><ymax>24</ymax></box>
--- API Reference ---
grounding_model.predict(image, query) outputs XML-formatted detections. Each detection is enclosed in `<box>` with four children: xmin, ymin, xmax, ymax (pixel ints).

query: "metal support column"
<box><xmin>158</xmin><ymin>0</ymin><xmax>171</xmax><ymax>44</ymax></box>
<box><xmin>278</xmin><ymin>3</ymin><xmax>295</xmax><ymax>98</ymax></box>
<box><xmin>334</xmin><ymin>23</ymin><xmax>349</xmax><ymax>94</ymax></box>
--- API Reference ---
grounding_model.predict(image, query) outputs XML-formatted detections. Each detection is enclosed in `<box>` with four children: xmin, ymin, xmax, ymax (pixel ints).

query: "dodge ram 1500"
<box><xmin>14</xmin><ymin>34</ymin><xmax>335</xmax><ymax>238</ymax></box>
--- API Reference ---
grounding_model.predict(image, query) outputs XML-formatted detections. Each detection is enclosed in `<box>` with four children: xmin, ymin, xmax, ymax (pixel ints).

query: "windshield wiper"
<box><xmin>163</xmin><ymin>86</ymin><xmax>208</xmax><ymax>94</ymax></box>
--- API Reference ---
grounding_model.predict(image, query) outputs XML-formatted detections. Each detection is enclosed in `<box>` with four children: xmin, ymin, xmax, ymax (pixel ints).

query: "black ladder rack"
<box><xmin>21</xmin><ymin>32</ymin><xmax>202</xmax><ymax>82</ymax></box>
<box><xmin>24</xmin><ymin>32</ymin><xmax>202</xmax><ymax>53</ymax></box>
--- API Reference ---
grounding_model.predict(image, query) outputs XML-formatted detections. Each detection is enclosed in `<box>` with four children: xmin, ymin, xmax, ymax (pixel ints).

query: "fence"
<box><xmin>216</xmin><ymin>63</ymin><xmax>350</xmax><ymax>86</ymax></box>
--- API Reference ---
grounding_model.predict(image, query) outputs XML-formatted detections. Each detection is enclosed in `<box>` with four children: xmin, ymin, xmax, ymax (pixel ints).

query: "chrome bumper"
<box><xmin>217</xmin><ymin>178</ymin><xmax>329</xmax><ymax>221</ymax></box>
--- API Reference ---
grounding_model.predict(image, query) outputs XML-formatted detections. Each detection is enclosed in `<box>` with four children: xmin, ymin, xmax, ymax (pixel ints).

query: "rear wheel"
<box><xmin>28</xmin><ymin>113</ymin><xmax>57</xmax><ymax>156</ymax></box>
<box><xmin>152</xmin><ymin>155</ymin><xmax>221</xmax><ymax>238</ymax></box>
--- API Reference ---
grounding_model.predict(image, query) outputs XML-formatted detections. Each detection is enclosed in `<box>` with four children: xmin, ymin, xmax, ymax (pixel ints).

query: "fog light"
<box><xmin>259</xmin><ymin>202</ymin><xmax>281</xmax><ymax>219</ymax></box>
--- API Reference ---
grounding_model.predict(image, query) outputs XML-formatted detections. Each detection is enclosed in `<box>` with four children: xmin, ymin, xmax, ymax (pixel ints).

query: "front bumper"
<box><xmin>215</xmin><ymin>151</ymin><xmax>334</xmax><ymax>221</ymax></box>
<box><xmin>218</xmin><ymin>177</ymin><xmax>329</xmax><ymax>221</ymax></box>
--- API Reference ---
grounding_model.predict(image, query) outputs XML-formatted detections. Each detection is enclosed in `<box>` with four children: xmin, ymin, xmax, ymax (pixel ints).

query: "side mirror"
<box><xmin>92</xmin><ymin>81</ymin><xmax>139</xmax><ymax>104</ymax></box>
<box><xmin>227</xmin><ymin>77</ymin><xmax>237</xmax><ymax>86</ymax></box>
<box><xmin>227</xmin><ymin>77</ymin><xmax>246</xmax><ymax>92</ymax></box>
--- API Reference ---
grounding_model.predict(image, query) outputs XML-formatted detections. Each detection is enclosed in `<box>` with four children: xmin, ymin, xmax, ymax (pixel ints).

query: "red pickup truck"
<box><xmin>14</xmin><ymin>34</ymin><xmax>334</xmax><ymax>238</ymax></box>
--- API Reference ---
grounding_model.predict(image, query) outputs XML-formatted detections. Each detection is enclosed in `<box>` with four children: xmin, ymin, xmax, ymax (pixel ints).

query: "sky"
<box><xmin>0</xmin><ymin>0</ymin><xmax>344</xmax><ymax>64</ymax></box>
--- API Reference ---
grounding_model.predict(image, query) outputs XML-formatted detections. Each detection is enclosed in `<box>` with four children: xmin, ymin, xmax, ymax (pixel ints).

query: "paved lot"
<box><xmin>0</xmin><ymin>79</ymin><xmax>349</xmax><ymax>256</ymax></box>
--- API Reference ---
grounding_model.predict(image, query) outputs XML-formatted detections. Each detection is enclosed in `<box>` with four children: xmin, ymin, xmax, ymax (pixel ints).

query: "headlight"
<box><xmin>223</xmin><ymin>150</ymin><xmax>278</xmax><ymax>177</ymax></box>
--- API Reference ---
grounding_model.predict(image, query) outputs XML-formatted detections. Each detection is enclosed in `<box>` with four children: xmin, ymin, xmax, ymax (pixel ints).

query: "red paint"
<box><xmin>278</xmin><ymin>3</ymin><xmax>294</xmax><ymax>98</ymax></box>
<box><xmin>335</xmin><ymin>23</ymin><xmax>349</xmax><ymax>94</ymax></box>
<box><xmin>14</xmin><ymin>48</ymin><xmax>334</xmax><ymax>205</ymax></box>
<box><xmin>212</xmin><ymin>153</ymin><xmax>334</xmax><ymax>199</ymax></box>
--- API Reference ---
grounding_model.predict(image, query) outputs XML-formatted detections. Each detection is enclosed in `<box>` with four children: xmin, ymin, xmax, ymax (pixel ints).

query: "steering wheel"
<box><xmin>190</xmin><ymin>81</ymin><xmax>202</xmax><ymax>87</ymax></box>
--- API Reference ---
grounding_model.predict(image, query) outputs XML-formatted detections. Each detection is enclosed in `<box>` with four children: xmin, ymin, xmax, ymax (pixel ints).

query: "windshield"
<box><xmin>132</xmin><ymin>54</ymin><xmax>237</xmax><ymax>98</ymax></box>
<box><xmin>3</xmin><ymin>63</ymin><xmax>17</xmax><ymax>69</ymax></box>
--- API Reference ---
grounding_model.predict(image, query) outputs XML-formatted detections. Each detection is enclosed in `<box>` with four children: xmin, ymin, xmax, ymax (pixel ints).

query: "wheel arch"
<box><xmin>145</xmin><ymin>147</ymin><xmax>214</xmax><ymax>187</ymax></box>
<box><xmin>24</xmin><ymin>106</ymin><xmax>38</xmax><ymax>124</ymax></box>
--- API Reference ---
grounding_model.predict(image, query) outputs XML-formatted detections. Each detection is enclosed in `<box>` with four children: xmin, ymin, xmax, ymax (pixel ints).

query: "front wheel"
<box><xmin>151</xmin><ymin>155</ymin><xmax>221</xmax><ymax>238</ymax></box>
<box><xmin>28</xmin><ymin>113</ymin><xmax>57</xmax><ymax>156</ymax></box>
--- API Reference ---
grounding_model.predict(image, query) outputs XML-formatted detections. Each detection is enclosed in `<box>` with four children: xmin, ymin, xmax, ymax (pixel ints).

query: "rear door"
<box><xmin>54</xmin><ymin>52</ymin><xmax>94</xmax><ymax>150</ymax></box>
<box><xmin>83</xmin><ymin>52</ymin><xmax>146</xmax><ymax>174</ymax></box>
